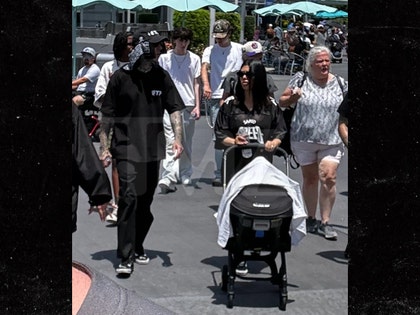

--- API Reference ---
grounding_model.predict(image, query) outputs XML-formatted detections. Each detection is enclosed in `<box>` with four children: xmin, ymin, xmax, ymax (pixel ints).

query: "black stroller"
<box><xmin>219</xmin><ymin>144</ymin><xmax>294</xmax><ymax>310</ymax></box>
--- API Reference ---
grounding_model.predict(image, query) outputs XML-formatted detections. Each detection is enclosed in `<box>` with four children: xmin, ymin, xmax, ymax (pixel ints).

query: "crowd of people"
<box><xmin>72</xmin><ymin>19</ymin><xmax>348</xmax><ymax>276</ymax></box>
<box><xmin>260</xmin><ymin>20</ymin><xmax>348</xmax><ymax>73</ymax></box>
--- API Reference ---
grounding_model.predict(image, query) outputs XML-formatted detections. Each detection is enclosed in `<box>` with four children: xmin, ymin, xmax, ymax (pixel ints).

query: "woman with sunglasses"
<box><xmin>214</xmin><ymin>59</ymin><xmax>287</xmax><ymax>180</ymax></box>
<box><xmin>214</xmin><ymin>59</ymin><xmax>287</xmax><ymax>276</ymax></box>
<box><xmin>215</xmin><ymin>59</ymin><xmax>286</xmax><ymax>155</ymax></box>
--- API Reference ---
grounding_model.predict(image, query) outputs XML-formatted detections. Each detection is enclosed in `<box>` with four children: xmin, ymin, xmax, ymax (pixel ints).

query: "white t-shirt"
<box><xmin>158</xmin><ymin>50</ymin><xmax>201</xmax><ymax>106</ymax></box>
<box><xmin>94</xmin><ymin>59</ymin><xmax>128</xmax><ymax>108</ymax></box>
<box><xmin>75</xmin><ymin>63</ymin><xmax>100</xmax><ymax>94</ymax></box>
<box><xmin>315</xmin><ymin>32</ymin><xmax>326</xmax><ymax>46</ymax></box>
<box><xmin>202</xmin><ymin>41</ymin><xmax>243</xmax><ymax>99</ymax></box>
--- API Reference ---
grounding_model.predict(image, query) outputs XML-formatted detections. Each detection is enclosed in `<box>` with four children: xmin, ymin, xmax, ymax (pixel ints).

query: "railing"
<box><xmin>76</xmin><ymin>22</ymin><xmax>170</xmax><ymax>38</ymax></box>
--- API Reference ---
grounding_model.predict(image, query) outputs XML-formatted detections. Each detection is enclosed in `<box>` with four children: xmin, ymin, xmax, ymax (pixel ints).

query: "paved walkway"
<box><xmin>73</xmin><ymin>64</ymin><xmax>348</xmax><ymax>314</ymax></box>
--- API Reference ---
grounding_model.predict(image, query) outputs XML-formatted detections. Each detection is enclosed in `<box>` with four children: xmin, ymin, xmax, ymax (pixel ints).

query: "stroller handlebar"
<box><xmin>223</xmin><ymin>144</ymin><xmax>289</xmax><ymax>160</ymax></box>
<box><xmin>222</xmin><ymin>144</ymin><xmax>290</xmax><ymax>189</ymax></box>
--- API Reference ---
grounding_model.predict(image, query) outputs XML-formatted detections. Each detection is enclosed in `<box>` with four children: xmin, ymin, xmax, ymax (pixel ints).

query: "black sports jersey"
<box><xmin>101</xmin><ymin>64</ymin><xmax>185</xmax><ymax>162</ymax></box>
<box><xmin>214</xmin><ymin>97</ymin><xmax>287</xmax><ymax>150</ymax></box>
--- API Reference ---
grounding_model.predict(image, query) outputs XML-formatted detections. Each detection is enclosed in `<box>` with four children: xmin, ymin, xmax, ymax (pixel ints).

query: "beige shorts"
<box><xmin>291</xmin><ymin>141</ymin><xmax>344</xmax><ymax>166</ymax></box>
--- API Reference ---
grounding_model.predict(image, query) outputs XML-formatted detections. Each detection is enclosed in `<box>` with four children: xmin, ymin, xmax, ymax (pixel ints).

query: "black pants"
<box><xmin>116</xmin><ymin>160</ymin><xmax>160</xmax><ymax>261</ymax></box>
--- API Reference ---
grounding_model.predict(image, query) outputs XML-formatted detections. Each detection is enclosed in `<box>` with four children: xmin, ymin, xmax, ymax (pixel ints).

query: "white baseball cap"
<box><xmin>81</xmin><ymin>47</ymin><xmax>96</xmax><ymax>57</ymax></box>
<box><xmin>242</xmin><ymin>41</ymin><xmax>263</xmax><ymax>57</ymax></box>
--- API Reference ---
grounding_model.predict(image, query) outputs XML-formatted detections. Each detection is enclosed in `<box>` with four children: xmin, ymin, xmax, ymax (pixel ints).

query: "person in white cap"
<box><xmin>201</xmin><ymin>19</ymin><xmax>243</xmax><ymax>187</ymax></box>
<box><xmin>72</xmin><ymin>47</ymin><xmax>100</xmax><ymax>105</ymax></box>
<box><xmin>266</xmin><ymin>23</ymin><xmax>275</xmax><ymax>39</ymax></box>
<box><xmin>221</xmin><ymin>41</ymin><xmax>278</xmax><ymax>101</ymax></box>
<box><xmin>72</xmin><ymin>47</ymin><xmax>101</xmax><ymax>139</ymax></box>
<box><xmin>314</xmin><ymin>24</ymin><xmax>326</xmax><ymax>46</ymax></box>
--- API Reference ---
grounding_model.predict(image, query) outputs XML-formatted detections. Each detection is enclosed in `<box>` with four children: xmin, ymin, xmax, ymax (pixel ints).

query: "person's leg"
<box><xmin>318</xmin><ymin>159</ymin><xmax>339</xmax><ymax>224</ymax></box>
<box><xmin>291</xmin><ymin>141</ymin><xmax>319</xmax><ymax>232</ymax></box>
<box><xmin>134</xmin><ymin>161</ymin><xmax>159</xmax><ymax>256</ymax></box>
<box><xmin>301</xmin><ymin>162</ymin><xmax>319</xmax><ymax>219</ymax></box>
<box><xmin>158</xmin><ymin>110</ymin><xmax>178</xmax><ymax>192</ymax></box>
<box><xmin>116</xmin><ymin>160</ymin><xmax>137</xmax><ymax>263</ymax></box>
<box><xmin>280</xmin><ymin>58</ymin><xmax>288</xmax><ymax>74</ymax></box>
<box><xmin>105</xmin><ymin>159</ymin><xmax>120</xmax><ymax>223</ymax></box>
<box><xmin>316</xmin><ymin>144</ymin><xmax>344</xmax><ymax>239</ymax></box>
<box><xmin>209</xmin><ymin>99</ymin><xmax>223</xmax><ymax>184</ymax></box>
<box><xmin>179</xmin><ymin>109</ymin><xmax>194</xmax><ymax>184</ymax></box>
<box><xmin>111</xmin><ymin>160</ymin><xmax>119</xmax><ymax>204</ymax></box>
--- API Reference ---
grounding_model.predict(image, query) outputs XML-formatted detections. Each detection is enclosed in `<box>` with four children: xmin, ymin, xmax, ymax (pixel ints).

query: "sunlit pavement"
<box><xmin>73</xmin><ymin>62</ymin><xmax>348</xmax><ymax>314</ymax></box>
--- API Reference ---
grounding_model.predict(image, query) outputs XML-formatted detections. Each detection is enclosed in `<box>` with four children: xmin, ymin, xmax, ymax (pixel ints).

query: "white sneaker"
<box><xmin>106</xmin><ymin>203</ymin><xmax>118</xmax><ymax>224</ymax></box>
<box><xmin>106</xmin><ymin>212</ymin><xmax>117</xmax><ymax>224</ymax></box>
<box><xmin>181</xmin><ymin>176</ymin><xmax>191</xmax><ymax>185</ymax></box>
<box><xmin>115</xmin><ymin>260</ymin><xmax>133</xmax><ymax>274</ymax></box>
<box><xmin>134</xmin><ymin>253</ymin><xmax>150</xmax><ymax>265</ymax></box>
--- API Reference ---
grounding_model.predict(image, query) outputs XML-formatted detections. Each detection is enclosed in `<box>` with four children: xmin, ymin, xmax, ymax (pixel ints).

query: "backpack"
<box><xmin>278</xmin><ymin>74</ymin><xmax>306</xmax><ymax>168</ymax></box>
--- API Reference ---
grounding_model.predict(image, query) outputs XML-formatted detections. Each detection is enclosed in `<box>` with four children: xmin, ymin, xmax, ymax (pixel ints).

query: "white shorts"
<box><xmin>291</xmin><ymin>141</ymin><xmax>344</xmax><ymax>166</ymax></box>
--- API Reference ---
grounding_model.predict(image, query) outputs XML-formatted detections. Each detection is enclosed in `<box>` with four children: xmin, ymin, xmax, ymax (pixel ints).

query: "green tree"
<box><xmin>173</xmin><ymin>9</ymin><xmax>242</xmax><ymax>57</ymax></box>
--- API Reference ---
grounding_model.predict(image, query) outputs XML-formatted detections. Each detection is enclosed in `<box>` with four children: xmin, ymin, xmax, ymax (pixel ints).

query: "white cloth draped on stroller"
<box><xmin>216</xmin><ymin>156</ymin><xmax>307</xmax><ymax>248</ymax></box>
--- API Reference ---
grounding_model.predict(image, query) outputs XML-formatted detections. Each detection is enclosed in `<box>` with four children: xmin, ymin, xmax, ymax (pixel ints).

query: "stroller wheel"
<box><xmin>279</xmin><ymin>294</ymin><xmax>287</xmax><ymax>311</ymax></box>
<box><xmin>221</xmin><ymin>265</ymin><xmax>228</xmax><ymax>292</ymax></box>
<box><xmin>227</xmin><ymin>293</ymin><xmax>234</xmax><ymax>308</ymax></box>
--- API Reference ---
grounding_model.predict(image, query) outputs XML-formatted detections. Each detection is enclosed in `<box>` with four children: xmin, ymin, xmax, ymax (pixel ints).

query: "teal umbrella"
<box><xmin>282</xmin><ymin>1</ymin><xmax>337</xmax><ymax>15</ymax></box>
<box><xmin>312</xmin><ymin>0</ymin><xmax>347</xmax><ymax>5</ymax></box>
<box><xmin>253</xmin><ymin>3</ymin><xmax>291</xmax><ymax>16</ymax></box>
<box><xmin>141</xmin><ymin>0</ymin><xmax>238</xmax><ymax>12</ymax></box>
<box><xmin>316</xmin><ymin>10</ymin><xmax>348</xmax><ymax>19</ymax></box>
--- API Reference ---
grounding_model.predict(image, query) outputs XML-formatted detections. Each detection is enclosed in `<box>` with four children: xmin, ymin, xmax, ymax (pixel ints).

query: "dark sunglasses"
<box><xmin>237</xmin><ymin>71</ymin><xmax>254</xmax><ymax>78</ymax></box>
<box><xmin>127</xmin><ymin>42</ymin><xmax>134</xmax><ymax>46</ymax></box>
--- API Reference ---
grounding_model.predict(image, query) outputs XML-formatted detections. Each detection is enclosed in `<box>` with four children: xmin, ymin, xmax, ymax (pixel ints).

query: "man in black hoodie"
<box><xmin>100</xmin><ymin>36</ymin><xmax>185</xmax><ymax>275</ymax></box>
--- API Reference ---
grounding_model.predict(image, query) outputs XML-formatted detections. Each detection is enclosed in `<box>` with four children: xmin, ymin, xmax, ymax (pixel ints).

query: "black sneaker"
<box><xmin>159</xmin><ymin>183</ymin><xmax>177</xmax><ymax>194</ymax></box>
<box><xmin>306</xmin><ymin>217</ymin><xmax>318</xmax><ymax>233</ymax></box>
<box><xmin>318</xmin><ymin>222</ymin><xmax>338</xmax><ymax>240</ymax></box>
<box><xmin>116</xmin><ymin>259</ymin><xmax>134</xmax><ymax>274</ymax></box>
<box><xmin>212</xmin><ymin>178</ymin><xmax>222</xmax><ymax>187</ymax></box>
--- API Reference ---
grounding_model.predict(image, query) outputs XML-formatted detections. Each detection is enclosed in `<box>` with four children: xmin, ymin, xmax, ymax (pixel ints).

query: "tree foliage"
<box><xmin>173</xmin><ymin>9</ymin><xmax>242</xmax><ymax>57</ymax></box>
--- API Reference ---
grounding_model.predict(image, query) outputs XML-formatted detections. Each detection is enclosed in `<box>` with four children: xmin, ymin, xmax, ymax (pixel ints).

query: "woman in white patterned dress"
<box><xmin>279</xmin><ymin>45</ymin><xmax>348</xmax><ymax>240</ymax></box>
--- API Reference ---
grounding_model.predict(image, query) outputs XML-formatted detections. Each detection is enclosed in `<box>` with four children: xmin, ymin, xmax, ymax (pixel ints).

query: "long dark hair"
<box><xmin>235</xmin><ymin>59</ymin><xmax>270</xmax><ymax>111</ymax></box>
<box><xmin>113</xmin><ymin>31</ymin><xmax>133</xmax><ymax>60</ymax></box>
